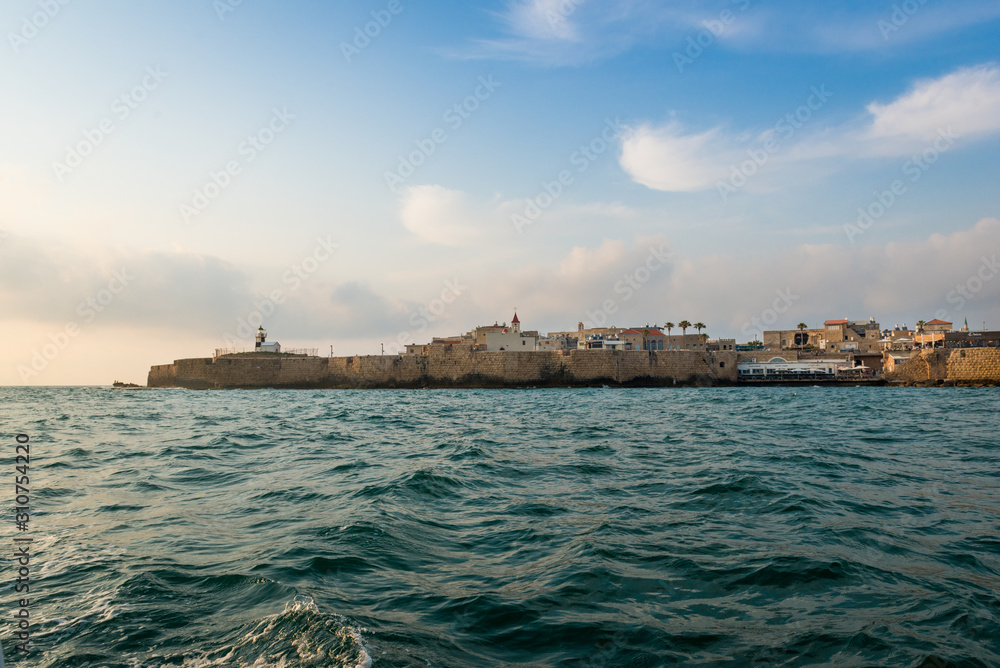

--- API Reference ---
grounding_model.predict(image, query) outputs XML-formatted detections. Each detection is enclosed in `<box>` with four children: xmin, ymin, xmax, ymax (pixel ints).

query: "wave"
<box><xmin>168</xmin><ymin>596</ymin><xmax>371</xmax><ymax>668</ymax></box>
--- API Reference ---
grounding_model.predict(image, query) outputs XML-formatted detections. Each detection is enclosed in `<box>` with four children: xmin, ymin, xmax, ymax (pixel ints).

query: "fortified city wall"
<box><xmin>147</xmin><ymin>348</ymin><xmax>739</xmax><ymax>389</ymax></box>
<box><xmin>887</xmin><ymin>348</ymin><xmax>1000</xmax><ymax>384</ymax></box>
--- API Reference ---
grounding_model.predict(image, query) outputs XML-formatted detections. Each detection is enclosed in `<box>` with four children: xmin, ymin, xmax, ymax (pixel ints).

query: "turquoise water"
<box><xmin>2</xmin><ymin>387</ymin><xmax>999</xmax><ymax>667</ymax></box>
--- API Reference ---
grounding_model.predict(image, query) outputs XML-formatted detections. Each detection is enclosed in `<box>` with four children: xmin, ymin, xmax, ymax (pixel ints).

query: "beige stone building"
<box><xmin>922</xmin><ymin>319</ymin><xmax>953</xmax><ymax>333</ymax></box>
<box><xmin>763</xmin><ymin>326</ymin><xmax>827</xmax><ymax>351</ymax></box>
<box><xmin>764</xmin><ymin>318</ymin><xmax>882</xmax><ymax>354</ymax></box>
<box><xmin>547</xmin><ymin>323</ymin><xmax>625</xmax><ymax>340</ymax></box>
<box><xmin>822</xmin><ymin>319</ymin><xmax>883</xmax><ymax>353</ymax></box>
<box><xmin>707</xmin><ymin>338</ymin><xmax>737</xmax><ymax>352</ymax></box>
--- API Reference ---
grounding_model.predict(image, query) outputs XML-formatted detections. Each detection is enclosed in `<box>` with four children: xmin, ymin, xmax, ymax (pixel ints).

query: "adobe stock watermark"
<box><xmin>543</xmin><ymin>0</ymin><xmax>584</xmax><ymax>30</ymax></box>
<box><xmin>511</xmin><ymin>118</ymin><xmax>625</xmax><ymax>233</ymax></box>
<box><xmin>673</xmin><ymin>0</ymin><xmax>751</xmax><ymax>73</ymax></box>
<box><xmin>17</xmin><ymin>268</ymin><xmax>134</xmax><ymax>382</ymax></box>
<box><xmin>843</xmin><ymin>127</ymin><xmax>958</xmax><ymax>244</ymax></box>
<box><xmin>8</xmin><ymin>0</ymin><xmax>72</xmax><ymax>54</ymax></box>
<box><xmin>942</xmin><ymin>255</ymin><xmax>999</xmax><ymax>316</ymax></box>
<box><xmin>384</xmin><ymin>76</ymin><xmax>501</xmax><ymax>193</ymax></box>
<box><xmin>716</xmin><ymin>84</ymin><xmax>832</xmax><ymax>202</ymax></box>
<box><xmin>51</xmin><ymin>66</ymin><xmax>168</xmax><ymax>183</ymax></box>
<box><xmin>179</xmin><ymin>107</ymin><xmax>295</xmax><ymax>223</ymax></box>
<box><xmin>223</xmin><ymin>235</ymin><xmax>339</xmax><ymax>345</ymax></box>
<box><xmin>584</xmin><ymin>244</ymin><xmax>672</xmax><ymax>328</ymax></box>
<box><xmin>583</xmin><ymin>629</ymin><xmax>632</xmax><ymax>668</ymax></box>
<box><xmin>740</xmin><ymin>288</ymin><xmax>799</xmax><ymax>339</ymax></box>
<box><xmin>341</xmin><ymin>0</ymin><xmax>410</xmax><ymax>63</ymax></box>
<box><xmin>214</xmin><ymin>0</ymin><xmax>244</xmax><ymax>21</ymax></box>
<box><xmin>389</xmin><ymin>279</ymin><xmax>467</xmax><ymax>354</ymax></box>
<box><xmin>878</xmin><ymin>0</ymin><xmax>929</xmax><ymax>40</ymax></box>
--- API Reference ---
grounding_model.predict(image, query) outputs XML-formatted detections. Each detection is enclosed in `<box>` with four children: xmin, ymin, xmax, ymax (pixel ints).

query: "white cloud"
<box><xmin>0</xmin><ymin>233</ymin><xmax>250</xmax><ymax>330</ymax></box>
<box><xmin>621</xmin><ymin>64</ymin><xmax>1000</xmax><ymax>193</ymax></box>
<box><xmin>619</xmin><ymin>122</ymin><xmax>735</xmax><ymax>192</ymax></box>
<box><xmin>866</xmin><ymin>64</ymin><xmax>1000</xmax><ymax>142</ymax></box>
<box><xmin>398</xmin><ymin>185</ymin><xmax>503</xmax><ymax>246</ymax></box>
<box><xmin>557</xmin><ymin>237</ymin><xmax>629</xmax><ymax>279</ymax></box>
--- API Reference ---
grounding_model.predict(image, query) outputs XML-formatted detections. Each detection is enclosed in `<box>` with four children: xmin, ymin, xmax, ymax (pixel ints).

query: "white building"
<box><xmin>475</xmin><ymin>313</ymin><xmax>539</xmax><ymax>351</ymax></box>
<box><xmin>578</xmin><ymin>335</ymin><xmax>625</xmax><ymax>350</ymax></box>
<box><xmin>738</xmin><ymin>357</ymin><xmax>839</xmax><ymax>380</ymax></box>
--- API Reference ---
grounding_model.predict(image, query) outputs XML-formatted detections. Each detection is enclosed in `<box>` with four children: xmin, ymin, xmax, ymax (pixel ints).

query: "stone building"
<box><xmin>823</xmin><ymin>318</ymin><xmax>882</xmax><ymax>353</ymax></box>
<box><xmin>763</xmin><ymin>326</ymin><xmax>827</xmax><ymax>351</ymax></box>
<box><xmin>764</xmin><ymin>318</ymin><xmax>882</xmax><ymax>353</ymax></box>
<box><xmin>707</xmin><ymin>338</ymin><xmax>737</xmax><ymax>352</ymax></box>
<box><xmin>622</xmin><ymin>327</ymin><xmax>667</xmax><ymax>351</ymax></box>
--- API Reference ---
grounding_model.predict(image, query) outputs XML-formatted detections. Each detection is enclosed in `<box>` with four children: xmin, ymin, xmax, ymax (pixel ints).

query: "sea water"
<box><xmin>1</xmin><ymin>386</ymin><xmax>998</xmax><ymax>667</ymax></box>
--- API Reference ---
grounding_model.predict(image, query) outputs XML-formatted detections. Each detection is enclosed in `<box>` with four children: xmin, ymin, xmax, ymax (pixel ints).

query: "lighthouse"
<box><xmin>255</xmin><ymin>326</ymin><xmax>281</xmax><ymax>353</ymax></box>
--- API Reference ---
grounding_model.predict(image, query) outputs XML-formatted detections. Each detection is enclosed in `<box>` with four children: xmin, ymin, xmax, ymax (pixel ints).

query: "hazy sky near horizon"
<box><xmin>3</xmin><ymin>0</ymin><xmax>1000</xmax><ymax>384</ymax></box>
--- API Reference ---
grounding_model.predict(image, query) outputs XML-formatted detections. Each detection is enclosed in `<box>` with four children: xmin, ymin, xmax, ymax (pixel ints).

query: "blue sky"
<box><xmin>3</xmin><ymin>0</ymin><xmax>1000</xmax><ymax>383</ymax></box>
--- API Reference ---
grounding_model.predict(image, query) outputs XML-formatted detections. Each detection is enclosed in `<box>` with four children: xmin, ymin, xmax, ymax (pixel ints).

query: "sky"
<box><xmin>2</xmin><ymin>0</ymin><xmax>1000</xmax><ymax>385</ymax></box>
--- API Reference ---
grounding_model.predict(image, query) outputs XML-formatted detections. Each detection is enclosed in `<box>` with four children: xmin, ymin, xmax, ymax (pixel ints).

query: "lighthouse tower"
<box><xmin>255</xmin><ymin>326</ymin><xmax>267</xmax><ymax>350</ymax></box>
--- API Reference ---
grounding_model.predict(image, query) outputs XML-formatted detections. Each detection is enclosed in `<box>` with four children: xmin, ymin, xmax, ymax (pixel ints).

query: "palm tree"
<box><xmin>694</xmin><ymin>322</ymin><xmax>705</xmax><ymax>336</ymax></box>
<box><xmin>915</xmin><ymin>320</ymin><xmax>927</xmax><ymax>348</ymax></box>
<box><xmin>664</xmin><ymin>322</ymin><xmax>674</xmax><ymax>349</ymax></box>
<box><xmin>797</xmin><ymin>323</ymin><xmax>807</xmax><ymax>332</ymax></box>
<box><xmin>679</xmin><ymin>320</ymin><xmax>691</xmax><ymax>337</ymax></box>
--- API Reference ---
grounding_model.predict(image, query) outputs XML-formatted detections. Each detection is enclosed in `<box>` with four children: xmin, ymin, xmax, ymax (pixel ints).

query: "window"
<box><xmin>720</xmin><ymin>362</ymin><xmax>725</xmax><ymax>368</ymax></box>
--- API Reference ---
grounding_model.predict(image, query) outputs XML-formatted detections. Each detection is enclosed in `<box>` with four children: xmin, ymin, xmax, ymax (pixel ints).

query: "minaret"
<box><xmin>255</xmin><ymin>326</ymin><xmax>267</xmax><ymax>350</ymax></box>
<box><xmin>511</xmin><ymin>312</ymin><xmax>520</xmax><ymax>333</ymax></box>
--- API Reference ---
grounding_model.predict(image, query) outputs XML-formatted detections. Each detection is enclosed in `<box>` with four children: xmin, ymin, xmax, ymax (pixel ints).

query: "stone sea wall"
<box><xmin>147</xmin><ymin>348</ymin><xmax>739</xmax><ymax>389</ymax></box>
<box><xmin>887</xmin><ymin>348</ymin><xmax>1000</xmax><ymax>385</ymax></box>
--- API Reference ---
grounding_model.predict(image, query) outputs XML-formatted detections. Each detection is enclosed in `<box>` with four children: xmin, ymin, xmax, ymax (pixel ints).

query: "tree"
<box><xmin>916</xmin><ymin>320</ymin><xmax>926</xmax><ymax>332</ymax></box>
<box><xmin>694</xmin><ymin>322</ymin><xmax>705</xmax><ymax>335</ymax></box>
<box><xmin>664</xmin><ymin>322</ymin><xmax>674</xmax><ymax>349</ymax></box>
<box><xmin>797</xmin><ymin>323</ymin><xmax>807</xmax><ymax>331</ymax></box>
<box><xmin>679</xmin><ymin>320</ymin><xmax>691</xmax><ymax>337</ymax></box>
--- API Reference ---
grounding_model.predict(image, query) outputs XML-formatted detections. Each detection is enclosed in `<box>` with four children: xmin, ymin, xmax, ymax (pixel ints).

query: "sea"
<box><xmin>1</xmin><ymin>386</ymin><xmax>999</xmax><ymax>667</ymax></box>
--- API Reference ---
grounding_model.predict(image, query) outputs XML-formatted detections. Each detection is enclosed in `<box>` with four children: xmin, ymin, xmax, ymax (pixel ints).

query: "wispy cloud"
<box><xmin>505</xmin><ymin>0</ymin><xmax>583</xmax><ymax>41</ymax></box>
<box><xmin>456</xmin><ymin>1</ymin><xmax>1000</xmax><ymax>65</ymax></box>
<box><xmin>454</xmin><ymin>1</ymin><xmax>691</xmax><ymax>65</ymax></box>
<box><xmin>620</xmin><ymin>64</ymin><xmax>1000</xmax><ymax>194</ymax></box>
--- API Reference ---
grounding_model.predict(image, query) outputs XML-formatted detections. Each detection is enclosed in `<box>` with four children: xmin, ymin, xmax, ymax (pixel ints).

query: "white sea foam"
<box><xmin>135</xmin><ymin>595</ymin><xmax>373</xmax><ymax>668</ymax></box>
